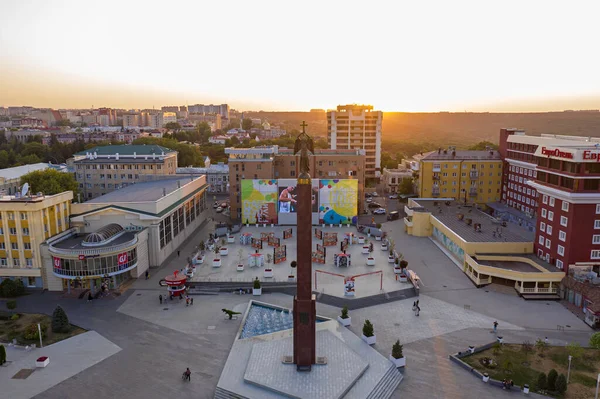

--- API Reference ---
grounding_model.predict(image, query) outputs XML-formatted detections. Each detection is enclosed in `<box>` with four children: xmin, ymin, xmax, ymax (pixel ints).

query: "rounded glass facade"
<box><xmin>53</xmin><ymin>248</ymin><xmax>138</xmax><ymax>278</ymax></box>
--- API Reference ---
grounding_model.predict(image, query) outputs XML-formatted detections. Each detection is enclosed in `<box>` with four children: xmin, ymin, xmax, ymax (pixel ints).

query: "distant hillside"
<box><xmin>245</xmin><ymin>111</ymin><xmax>600</xmax><ymax>147</ymax></box>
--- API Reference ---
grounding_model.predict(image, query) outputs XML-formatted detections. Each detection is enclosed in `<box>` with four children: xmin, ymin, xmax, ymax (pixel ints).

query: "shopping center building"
<box><xmin>40</xmin><ymin>175</ymin><xmax>208</xmax><ymax>292</ymax></box>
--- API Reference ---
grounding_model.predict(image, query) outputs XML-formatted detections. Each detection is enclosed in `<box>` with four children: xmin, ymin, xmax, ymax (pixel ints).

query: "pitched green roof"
<box><xmin>74</xmin><ymin>144</ymin><xmax>176</xmax><ymax>156</ymax></box>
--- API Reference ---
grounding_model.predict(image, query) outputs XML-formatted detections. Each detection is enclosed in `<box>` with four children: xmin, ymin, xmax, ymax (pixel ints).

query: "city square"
<box><xmin>1</xmin><ymin>214</ymin><xmax>593</xmax><ymax>399</ymax></box>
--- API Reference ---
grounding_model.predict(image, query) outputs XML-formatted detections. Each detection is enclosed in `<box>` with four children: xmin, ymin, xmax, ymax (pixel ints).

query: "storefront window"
<box><xmin>53</xmin><ymin>248</ymin><xmax>138</xmax><ymax>277</ymax></box>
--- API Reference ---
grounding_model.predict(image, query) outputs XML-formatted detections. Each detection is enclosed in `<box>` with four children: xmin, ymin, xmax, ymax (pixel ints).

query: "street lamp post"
<box><xmin>37</xmin><ymin>323</ymin><xmax>43</xmax><ymax>348</ymax></box>
<box><xmin>595</xmin><ymin>373</ymin><xmax>600</xmax><ymax>399</ymax></box>
<box><xmin>567</xmin><ymin>355</ymin><xmax>573</xmax><ymax>384</ymax></box>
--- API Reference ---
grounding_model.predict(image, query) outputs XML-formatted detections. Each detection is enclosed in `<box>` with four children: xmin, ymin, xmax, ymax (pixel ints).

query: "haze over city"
<box><xmin>1</xmin><ymin>0</ymin><xmax>600</xmax><ymax>112</ymax></box>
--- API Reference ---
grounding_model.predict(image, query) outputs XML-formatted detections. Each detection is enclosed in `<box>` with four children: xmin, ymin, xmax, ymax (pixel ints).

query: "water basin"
<box><xmin>240</xmin><ymin>302</ymin><xmax>326</xmax><ymax>339</ymax></box>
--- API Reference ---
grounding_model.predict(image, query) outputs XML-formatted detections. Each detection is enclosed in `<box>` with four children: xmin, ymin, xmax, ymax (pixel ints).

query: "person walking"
<box><xmin>186</xmin><ymin>297</ymin><xmax>190</xmax><ymax>307</ymax></box>
<box><xmin>544</xmin><ymin>337</ymin><xmax>549</xmax><ymax>345</ymax></box>
<box><xmin>87</xmin><ymin>292</ymin><xmax>93</xmax><ymax>302</ymax></box>
<box><xmin>159</xmin><ymin>294</ymin><xmax>163</xmax><ymax>304</ymax></box>
<box><xmin>145</xmin><ymin>270</ymin><xmax>149</xmax><ymax>280</ymax></box>
<box><xmin>190</xmin><ymin>297</ymin><xmax>194</xmax><ymax>306</ymax></box>
<box><xmin>493</xmin><ymin>321</ymin><xmax>498</xmax><ymax>333</ymax></box>
<box><xmin>177</xmin><ymin>250</ymin><xmax>180</xmax><ymax>257</ymax></box>
<box><xmin>184</xmin><ymin>367</ymin><xmax>191</xmax><ymax>381</ymax></box>
<box><xmin>415</xmin><ymin>305</ymin><xmax>420</xmax><ymax>316</ymax></box>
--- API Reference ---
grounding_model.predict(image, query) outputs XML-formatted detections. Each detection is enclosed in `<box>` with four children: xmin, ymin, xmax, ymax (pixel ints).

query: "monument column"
<box><xmin>293</xmin><ymin>123</ymin><xmax>316</xmax><ymax>371</ymax></box>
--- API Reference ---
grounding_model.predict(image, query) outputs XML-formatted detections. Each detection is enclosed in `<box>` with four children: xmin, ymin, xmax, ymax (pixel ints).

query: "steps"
<box><xmin>213</xmin><ymin>387</ymin><xmax>248</xmax><ymax>399</ymax></box>
<box><xmin>188</xmin><ymin>287</ymin><xmax>221</xmax><ymax>295</ymax></box>
<box><xmin>366</xmin><ymin>364</ymin><xmax>403</xmax><ymax>399</ymax></box>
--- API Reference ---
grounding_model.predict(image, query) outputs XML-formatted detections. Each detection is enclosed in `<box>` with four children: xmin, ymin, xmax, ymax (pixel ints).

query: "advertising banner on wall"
<box><xmin>277</xmin><ymin>178</ymin><xmax>320</xmax><ymax>225</ymax></box>
<box><xmin>319</xmin><ymin>179</ymin><xmax>358</xmax><ymax>225</ymax></box>
<box><xmin>241</xmin><ymin>179</ymin><xmax>278</xmax><ymax>224</ymax></box>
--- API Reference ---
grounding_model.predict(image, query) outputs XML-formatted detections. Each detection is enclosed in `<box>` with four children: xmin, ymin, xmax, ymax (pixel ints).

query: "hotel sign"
<box><xmin>583</xmin><ymin>150</ymin><xmax>600</xmax><ymax>162</ymax></box>
<box><xmin>541</xmin><ymin>147</ymin><xmax>573</xmax><ymax>159</ymax></box>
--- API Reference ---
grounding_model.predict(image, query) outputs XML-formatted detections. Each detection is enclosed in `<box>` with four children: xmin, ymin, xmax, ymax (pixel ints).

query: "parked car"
<box><xmin>216</xmin><ymin>207</ymin><xmax>224</xmax><ymax>213</ymax></box>
<box><xmin>372</xmin><ymin>208</ymin><xmax>386</xmax><ymax>215</ymax></box>
<box><xmin>366</xmin><ymin>198</ymin><xmax>373</xmax><ymax>203</ymax></box>
<box><xmin>387</xmin><ymin>211</ymin><xmax>400</xmax><ymax>221</ymax></box>
<box><xmin>213</xmin><ymin>202</ymin><xmax>219</xmax><ymax>208</ymax></box>
<box><xmin>365</xmin><ymin>193</ymin><xmax>372</xmax><ymax>198</ymax></box>
<box><xmin>389</xmin><ymin>194</ymin><xmax>398</xmax><ymax>199</ymax></box>
<box><xmin>371</xmin><ymin>192</ymin><xmax>379</xmax><ymax>197</ymax></box>
<box><xmin>368</xmin><ymin>202</ymin><xmax>383</xmax><ymax>208</ymax></box>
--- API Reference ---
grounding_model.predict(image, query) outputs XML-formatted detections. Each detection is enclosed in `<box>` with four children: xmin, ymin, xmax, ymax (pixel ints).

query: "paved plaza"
<box><xmin>0</xmin><ymin>214</ymin><xmax>595</xmax><ymax>399</ymax></box>
<box><xmin>188</xmin><ymin>225</ymin><xmax>410</xmax><ymax>298</ymax></box>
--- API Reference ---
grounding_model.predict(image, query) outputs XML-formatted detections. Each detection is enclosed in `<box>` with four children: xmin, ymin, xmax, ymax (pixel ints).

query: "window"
<box><xmin>556</xmin><ymin>259</ymin><xmax>563</xmax><ymax>270</ymax></box>
<box><xmin>541</xmin><ymin>209</ymin><xmax>547</xmax><ymax>218</ymax></box>
<box><xmin>549</xmin><ymin>197</ymin><xmax>555</xmax><ymax>207</ymax></box>
<box><xmin>595</xmin><ymin>220</ymin><xmax>600</xmax><ymax>229</ymax></box>
<box><xmin>13</xmin><ymin>258</ymin><xmax>20</xmax><ymax>267</ymax></box>
<box><xmin>545</xmin><ymin>238</ymin><xmax>551</xmax><ymax>249</ymax></box>
<box><xmin>0</xmin><ymin>258</ymin><xmax>6</xmax><ymax>266</ymax></box>
<box><xmin>538</xmin><ymin>236</ymin><xmax>544</xmax><ymax>245</ymax></box>
<box><xmin>597</xmin><ymin>204</ymin><xmax>600</xmax><ymax>214</ymax></box>
<box><xmin>9</xmin><ymin>227</ymin><xmax>16</xmax><ymax>235</ymax></box>
<box><xmin>548</xmin><ymin>211</ymin><xmax>554</xmax><ymax>221</ymax></box>
<box><xmin>542</xmin><ymin>195</ymin><xmax>548</xmax><ymax>204</ymax></box>
<box><xmin>547</xmin><ymin>225</ymin><xmax>552</xmax><ymax>235</ymax></box>
<box><xmin>26</xmin><ymin>259</ymin><xmax>33</xmax><ymax>268</ymax></box>
<box><xmin>559</xmin><ymin>231</ymin><xmax>566</xmax><ymax>242</ymax></box>
<box><xmin>560</xmin><ymin>216</ymin><xmax>568</xmax><ymax>227</ymax></box>
<box><xmin>20</xmin><ymin>212</ymin><xmax>27</xmax><ymax>220</ymax></box>
<box><xmin>7</xmin><ymin>212</ymin><xmax>14</xmax><ymax>220</ymax></box>
<box><xmin>22</xmin><ymin>228</ymin><xmax>29</xmax><ymax>236</ymax></box>
<box><xmin>540</xmin><ymin>222</ymin><xmax>546</xmax><ymax>232</ymax></box>
<box><xmin>24</xmin><ymin>242</ymin><xmax>31</xmax><ymax>250</ymax></box>
<box><xmin>593</xmin><ymin>235</ymin><xmax>600</xmax><ymax>244</ymax></box>
<box><xmin>557</xmin><ymin>245</ymin><xmax>564</xmax><ymax>256</ymax></box>
<box><xmin>0</xmin><ymin>242</ymin><xmax>4</xmax><ymax>249</ymax></box>
<box><xmin>592</xmin><ymin>250</ymin><xmax>600</xmax><ymax>260</ymax></box>
<box><xmin>562</xmin><ymin>201</ymin><xmax>569</xmax><ymax>212</ymax></box>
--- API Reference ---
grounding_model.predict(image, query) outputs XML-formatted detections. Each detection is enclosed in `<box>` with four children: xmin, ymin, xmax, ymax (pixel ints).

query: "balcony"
<box><xmin>50</xmin><ymin>236</ymin><xmax>138</xmax><ymax>257</ymax></box>
<box><xmin>469</xmin><ymin>171</ymin><xmax>479</xmax><ymax>179</ymax></box>
<box><xmin>469</xmin><ymin>189</ymin><xmax>478</xmax><ymax>197</ymax></box>
<box><xmin>432</xmin><ymin>174</ymin><xmax>440</xmax><ymax>181</ymax></box>
<box><xmin>431</xmin><ymin>188</ymin><xmax>440</xmax><ymax>197</ymax></box>
<box><xmin>432</xmin><ymin>165</ymin><xmax>441</xmax><ymax>172</ymax></box>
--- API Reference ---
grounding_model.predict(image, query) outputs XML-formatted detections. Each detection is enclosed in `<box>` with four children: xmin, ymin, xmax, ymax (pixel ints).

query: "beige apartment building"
<box><xmin>0</xmin><ymin>191</ymin><xmax>73</xmax><ymax>290</ymax></box>
<box><xmin>71</xmin><ymin>145</ymin><xmax>178</xmax><ymax>200</ymax></box>
<box><xmin>225</xmin><ymin>145</ymin><xmax>366</xmax><ymax>221</ymax></box>
<box><xmin>327</xmin><ymin>104</ymin><xmax>383</xmax><ymax>180</ymax></box>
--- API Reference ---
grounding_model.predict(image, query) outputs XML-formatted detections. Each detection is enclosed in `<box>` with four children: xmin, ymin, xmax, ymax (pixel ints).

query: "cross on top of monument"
<box><xmin>300</xmin><ymin>121</ymin><xmax>308</xmax><ymax>133</ymax></box>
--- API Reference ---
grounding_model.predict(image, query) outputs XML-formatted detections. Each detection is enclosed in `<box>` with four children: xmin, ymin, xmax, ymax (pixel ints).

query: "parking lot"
<box><xmin>358</xmin><ymin>188</ymin><xmax>405</xmax><ymax>225</ymax></box>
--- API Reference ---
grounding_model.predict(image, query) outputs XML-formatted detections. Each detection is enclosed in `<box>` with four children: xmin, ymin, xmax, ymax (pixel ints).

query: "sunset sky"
<box><xmin>1</xmin><ymin>0</ymin><xmax>599</xmax><ymax>112</ymax></box>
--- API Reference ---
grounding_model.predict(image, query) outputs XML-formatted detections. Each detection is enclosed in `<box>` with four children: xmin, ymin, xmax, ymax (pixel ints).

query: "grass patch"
<box><xmin>570</xmin><ymin>373</ymin><xmax>597</xmax><ymax>388</ymax></box>
<box><xmin>461</xmin><ymin>343</ymin><xmax>600</xmax><ymax>399</ymax></box>
<box><xmin>0</xmin><ymin>312</ymin><xmax>85</xmax><ymax>346</ymax></box>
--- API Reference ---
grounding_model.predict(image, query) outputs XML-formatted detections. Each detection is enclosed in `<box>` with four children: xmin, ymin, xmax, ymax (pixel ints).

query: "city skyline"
<box><xmin>1</xmin><ymin>0</ymin><xmax>599</xmax><ymax>112</ymax></box>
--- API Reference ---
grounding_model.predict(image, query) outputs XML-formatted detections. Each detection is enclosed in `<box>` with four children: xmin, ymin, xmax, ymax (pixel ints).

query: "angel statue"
<box><xmin>294</xmin><ymin>121</ymin><xmax>314</xmax><ymax>178</ymax></box>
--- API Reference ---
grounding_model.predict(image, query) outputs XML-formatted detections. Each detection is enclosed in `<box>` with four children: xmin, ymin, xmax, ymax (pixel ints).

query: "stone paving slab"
<box><xmin>1</xmin><ymin>331</ymin><xmax>121</xmax><ymax>399</ymax></box>
<box><xmin>244</xmin><ymin>330</ymin><xmax>369</xmax><ymax>399</ymax></box>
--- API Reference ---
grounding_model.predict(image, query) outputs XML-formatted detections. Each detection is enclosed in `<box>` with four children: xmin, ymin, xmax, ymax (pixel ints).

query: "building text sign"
<box><xmin>541</xmin><ymin>147</ymin><xmax>573</xmax><ymax>159</ymax></box>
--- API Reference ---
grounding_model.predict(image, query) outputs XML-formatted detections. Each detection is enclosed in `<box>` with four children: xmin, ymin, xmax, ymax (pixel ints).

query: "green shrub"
<box><xmin>555</xmin><ymin>374</ymin><xmax>567</xmax><ymax>394</ymax></box>
<box><xmin>253</xmin><ymin>278</ymin><xmax>261</xmax><ymax>290</ymax></box>
<box><xmin>399</xmin><ymin>260</ymin><xmax>408</xmax><ymax>269</ymax></box>
<box><xmin>23</xmin><ymin>323</ymin><xmax>47</xmax><ymax>340</ymax></box>
<box><xmin>547</xmin><ymin>369</ymin><xmax>558</xmax><ymax>391</ymax></box>
<box><xmin>589</xmin><ymin>332</ymin><xmax>600</xmax><ymax>349</ymax></box>
<box><xmin>0</xmin><ymin>279</ymin><xmax>24</xmax><ymax>298</ymax></box>
<box><xmin>536</xmin><ymin>372</ymin><xmax>546</xmax><ymax>391</ymax></box>
<box><xmin>362</xmin><ymin>320</ymin><xmax>374</xmax><ymax>337</ymax></box>
<box><xmin>392</xmin><ymin>340</ymin><xmax>403</xmax><ymax>359</ymax></box>
<box><xmin>6</xmin><ymin>300</ymin><xmax>17</xmax><ymax>310</ymax></box>
<box><xmin>0</xmin><ymin>344</ymin><xmax>6</xmax><ymax>365</ymax></box>
<box><xmin>51</xmin><ymin>305</ymin><xmax>70</xmax><ymax>333</ymax></box>
<box><xmin>340</xmin><ymin>306</ymin><xmax>349</xmax><ymax>319</ymax></box>
<box><xmin>10</xmin><ymin>314</ymin><xmax>19</xmax><ymax>320</ymax></box>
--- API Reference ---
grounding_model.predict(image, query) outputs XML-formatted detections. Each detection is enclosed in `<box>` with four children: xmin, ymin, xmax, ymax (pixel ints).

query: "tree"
<box><xmin>468</xmin><ymin>141</ymin><xmax>499</xmax><ymax>151</ymax></box>
<box><xmin>21</xmin><ymin>169</ymin><xmax>78</xmax><ymax>196</ymax></box>
<box><xmin>547</xmin><ymin>369</ymin><xmax>558</xmax><ymax>391</ymax></box>
<box><xmin>164</xmin><ymin>122</ymin><xmax>181</xmax><ymax>132</ymax></box>
<box><xmin>242</xmin><ymin>118</ymin><xmax>253</xmax><ymax>131</ymax></box>
<box><xmin>521</xmin><ymin>340</ymin><xmax>534</xmax><ymax>358</ymax></box>
<box><xmin>398</xmin><ymin>178</ymin><xmax>413</xmax><ymax>195</ymax></box>
<box><xmin>589</xmin><ymin>332</ymin><xmax>600</xmax><ymax>349</ymax></box>
<box><xmin>566</xmin><ymin>342</ymin><xmax>584</xmax><ymax>363</ymax></box>
<box><xmin>536</xmin><ymin>372</ymin><xmax>547</xmax><ymax>391</ymax></box>
<box><xmin>535</xmin><ymin>338</ymin><xmax>547</xmax><ymax>355</ymax></box>
<box><xmin>362</xmin><ymin>320</ymin><xmax>374</xmax><ymax>337</ymax></box>
<box><xmin>380</xmin><ymin>152</ymin><xmax>397</xmax><ymax>170</ymax></box>
<box><xmin>392</xmin><ymin>340</ymin><xmax>404</xmax><ymax>359</ymax></box>
<box><xmin>0</xmin><ymin>279</ymin><xmax>24</xmax><ymax>297</ymax></box>
<box><xmin>51</xmin><ymin>305</ymin><xmax>70</xmax><ymax>333</ymax></box>
<box><xmin>555</xmin><ymin>374</ymin><xmax>567</xmax><ymax>394</ymax></box>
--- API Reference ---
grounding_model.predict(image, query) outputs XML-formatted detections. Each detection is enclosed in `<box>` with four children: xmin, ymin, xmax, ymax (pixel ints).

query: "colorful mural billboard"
<box><xmin>241</xmin><ymin>179</ymin><xmax>278</xmax><ymax>224</ymax></box>
<box><xmin>319</xmin><ymin>179</ymin><xmax>358</xmax><ymax>225</ymax></box>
